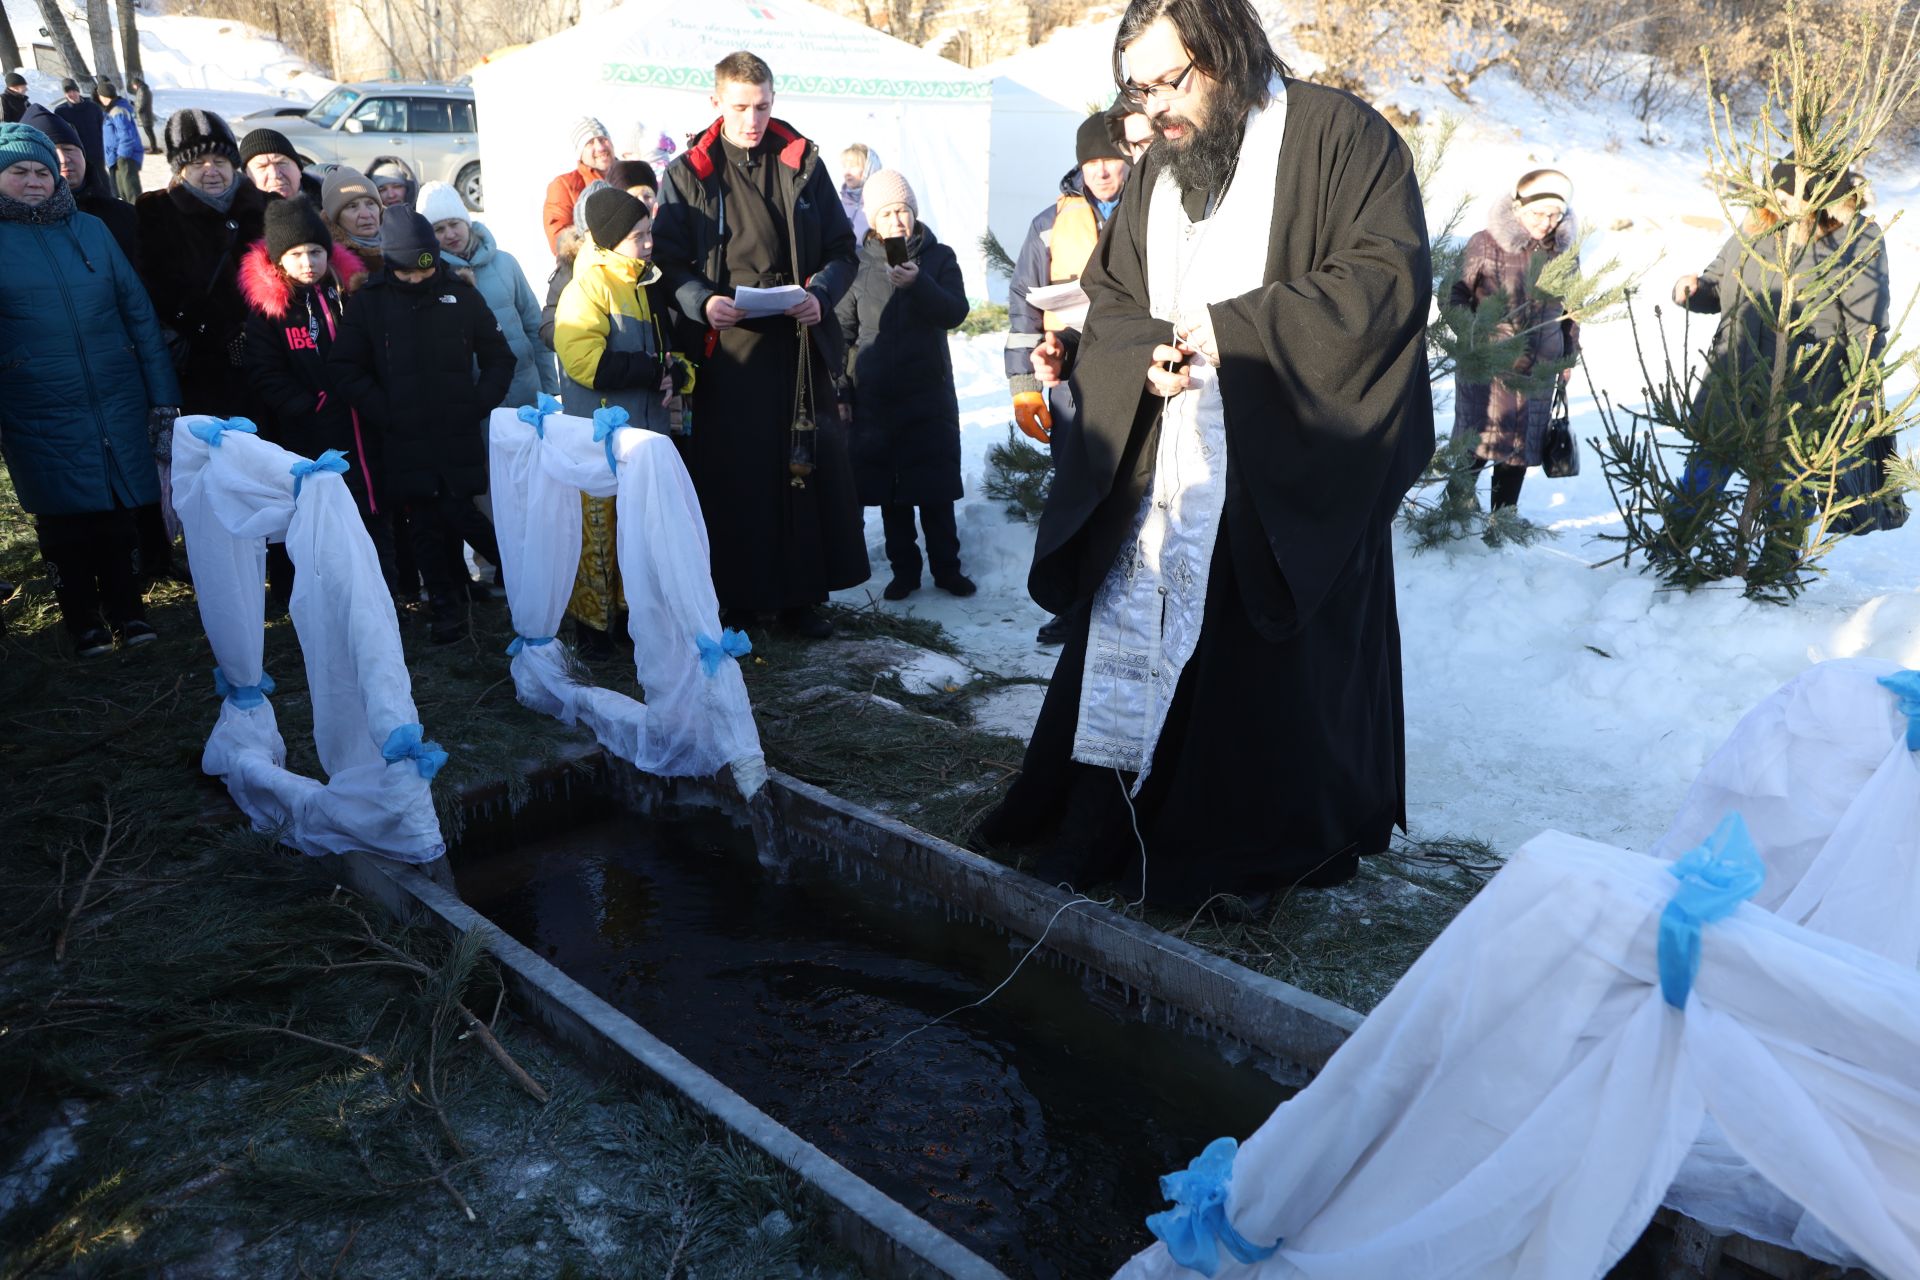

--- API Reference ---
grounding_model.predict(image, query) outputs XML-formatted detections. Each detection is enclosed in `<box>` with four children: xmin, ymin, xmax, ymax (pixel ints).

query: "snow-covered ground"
<box><xmin>834</xmin><ymin>57</ymin><xmax>1920</xmax><ymax>859</ymax></box>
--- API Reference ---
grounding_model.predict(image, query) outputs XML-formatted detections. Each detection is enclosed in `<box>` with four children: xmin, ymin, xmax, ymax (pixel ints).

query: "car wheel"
<box><xmin>457</xmin><ymin>162</ymin><xmax>483</xmax><ymax>212</ymax></box>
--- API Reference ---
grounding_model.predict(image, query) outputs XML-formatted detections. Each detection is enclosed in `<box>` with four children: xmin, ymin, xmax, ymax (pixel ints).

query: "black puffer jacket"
<box><xmin>328</xmin><ymin>265</ymin><xmax>514</xmax><ymax>501</ymax></box>
<box><xmin>135</xmin><ymin>180</ymin><xmax>270</xmax><ymax>415</ymax></box>
<box><xmin>835</xmin><ymin>223</ymin><xmax>969</xmax><ymax>505</ymax></box>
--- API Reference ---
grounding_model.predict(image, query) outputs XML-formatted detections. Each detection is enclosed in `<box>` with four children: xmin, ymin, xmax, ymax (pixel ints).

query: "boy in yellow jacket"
<box><xmin>554</xmin><ymin>187</ymin><xmax>696</xmax><ymax>655</ymax></box>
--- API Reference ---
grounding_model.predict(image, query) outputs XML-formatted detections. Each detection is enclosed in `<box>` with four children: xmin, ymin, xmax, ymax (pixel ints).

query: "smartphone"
<box><xmin>883</xmin><ymin>236</ymin><xmax>910</xmax><ymax>267</ymax></box>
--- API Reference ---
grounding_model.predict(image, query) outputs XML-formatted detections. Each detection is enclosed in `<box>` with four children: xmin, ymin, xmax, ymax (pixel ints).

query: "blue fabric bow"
<box><xmin>1145</xmin><ymin>1138</ymin><xmax>1279</xmax><ymax>1277</ymax></box>
<box><xmin>212</xmin><ymin>667</ymin><xmax>276</xmax><ymax>709</ymax></box>
<box><xmin>1658</xmin><ymin>812</ymin><xmax>1765</xmax><ymax>1011</ymax></box>
<box><xmin>506</xmin><ymin>634</ymin><xmax>557</xmax><ymax>656</ymax></box>
<box><xmin>517</xmin><ymin>393</ymin><xmax>563</xmax><ymax>438</ymax></box>
<box><xmin>696</xmin><ymin>628</ymin><xmax>753</xmax><ymax>677</ymax></box>
<box><xmin>1878</xmin><ymin>670</ymin><xmax>1920</xmax><ymax>751</ymax></box>
<box><xmin>290</xmin><ymin>448</ymin><xmax>351</xmax><ymax>497</ymax></box>
<box><xmin>380</xmin><ymin>723</ymin><xmax>449</xmax><ymax>780</ymax></box>
<box><xmin>592</xmin><ymin>405</ymin><xmax>628</xmax><ymax>476</ymax></box>
<box><xmin>189</xmin><ymin>416</ymin><xmax>259</xmax><ymax>448</ymax></box>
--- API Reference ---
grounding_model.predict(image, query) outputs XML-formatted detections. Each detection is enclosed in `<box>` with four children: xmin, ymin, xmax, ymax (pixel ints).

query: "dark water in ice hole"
<box><xmin>454</xmin><ymin>809</ymin><xmax>1290</xmax><ymax>1279</ymax></box>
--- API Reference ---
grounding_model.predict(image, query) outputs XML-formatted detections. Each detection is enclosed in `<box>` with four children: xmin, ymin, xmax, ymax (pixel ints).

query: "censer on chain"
<box><xmin>789</xmin><ymin>318</ymin><xmax>817</xmax><ymax>487</ymax></box>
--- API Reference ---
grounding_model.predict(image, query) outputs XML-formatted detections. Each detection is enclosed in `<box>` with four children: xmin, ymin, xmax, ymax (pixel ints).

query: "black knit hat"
<box><xmin>584</xmin><ymin>187</ymin><xmax>647</xmax><ymax>251</ymax></box>
<box><xmin>606</xmin><ymin>158</ymin><xmax>657</xmax><ymax>192</ymax></box>
<box><xmin>4</xmin><ymin>73</ymin><xmax>25</xmax><ymax>88</ymax></box>
<box><xmin>20</xmin><ymin>103</ymin><xmax>81</xmax><ymax>151</ymax></box>
<box><xmin>379</xmin><ymin>206</ymin><xmax>440</xmax><ymax>271</ymax></box>
<box><xmin>265</xmin><ymin>195</ymin><xmax>333</xmax><ymax>262</ymax></box>
<box><xmin>241</xmin><ymin>127</ymin><xmax>302</xmax><ymax>166</ymax></box>
<box><xmin>61</xmin><ymin>78</ymin><xmax>78</xmax><ymax>93</ymax></box>
<box><xmin>1076</xmin><ymin>112</ymin><xmax>1127</xmax><ymax>166</ymax></box>
<box><xmin>164</xmin><ymin>108</ymin><xmax>241</xmax><ymax>170</ymax></box>
<box><xmin>95</xmin><ymin>79</ymin><xmax>116</xmax><ymax>97</ymax></box>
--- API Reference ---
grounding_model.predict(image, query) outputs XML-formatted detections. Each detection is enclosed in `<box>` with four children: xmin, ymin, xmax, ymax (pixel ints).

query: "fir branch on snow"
<box><xmin>983</xmin><ymin>426</ymin><xmax>1053</xmax><ymax>522</ymax></box>
<box><xmin>1398</xmin><ymin>434</ymin><xmax>1556</xmax><ymax>551</ymax></box>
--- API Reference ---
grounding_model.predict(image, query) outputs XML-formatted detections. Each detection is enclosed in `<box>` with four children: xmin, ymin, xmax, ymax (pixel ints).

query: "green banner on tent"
<box><xmin>601</xmin><ymin>62</ymin><xmax>990</xmax><ymax>100</ymax></box>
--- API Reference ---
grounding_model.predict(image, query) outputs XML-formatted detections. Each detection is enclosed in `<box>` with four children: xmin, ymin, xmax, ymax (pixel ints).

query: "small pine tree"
<box><xmin>983</xmin><ymin>426</ymin><xmax>1053</xmax><ymax>522</ymax></box>
<box><xmin>1592</xmin><ymin>1</ymin><xmax>1920</xmax><ymax>601</ymax></box>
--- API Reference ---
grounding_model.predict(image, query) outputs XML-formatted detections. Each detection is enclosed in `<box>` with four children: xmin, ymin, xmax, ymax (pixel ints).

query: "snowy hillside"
<box><xmin>833</xmin><ymin>42</ymin><xmax>1920</xmax><ymax>859</ymax></box>
<box><xmin>2</xmin><ymin>0</ymin><xmax>331</xmax><ymax>117</ymax></box>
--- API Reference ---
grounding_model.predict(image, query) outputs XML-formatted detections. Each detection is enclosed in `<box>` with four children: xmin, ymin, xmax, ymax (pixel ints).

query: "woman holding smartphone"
<box><xmin>835</xmin><ymin>169</ymin><xmax>974</xmax><ymax>600</ymax></box>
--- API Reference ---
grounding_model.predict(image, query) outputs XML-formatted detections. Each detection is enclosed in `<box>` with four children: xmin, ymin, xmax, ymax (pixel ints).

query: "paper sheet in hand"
<box><xmin>733</xmin><ymin>285</ymin><xmax>810</xmax><ymax>318</ymax></box>
<box><xmin>1024</xmin><ymin>281</ymin><xmax>1090</xmax><ymax>328</ymax></box>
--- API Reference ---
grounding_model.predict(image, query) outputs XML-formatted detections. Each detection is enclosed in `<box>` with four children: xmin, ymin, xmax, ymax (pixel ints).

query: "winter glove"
<box><xmin>148</xmin><ymin>406</ymin><xmax>180</xmax><ymax>460</ymax></box>
<box><xmin>1013</xmin><ymin>391</ymin><xmax>1052</xmax><ymax>444</ymax></box>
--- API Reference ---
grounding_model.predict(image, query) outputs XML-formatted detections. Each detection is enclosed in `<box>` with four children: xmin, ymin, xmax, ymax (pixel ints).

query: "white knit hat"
<box><xmin>570</xmin><ymin>116</ymin><xmax>610</xmax><ymax>159</ymax></box>
<box><xmin>416</xmin><ymin>180</ymin><xmax>469</xmax><ymax>227</ymax></box>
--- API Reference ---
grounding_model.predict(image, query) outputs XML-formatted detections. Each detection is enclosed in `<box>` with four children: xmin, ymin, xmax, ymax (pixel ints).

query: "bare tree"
<box><xmin>87</xmin><ymin>0</ymin><xmax>120</xmax><ymax>84</ymax></box>
<box><xmin>116</xmin><ymin>0</ymin><xmax>142</xmax><ymax>81</ymax></box>
<box><xmin>37</xmin><ymin>0</ymin><xmax>91</xmax><ymax>82</ymax></box>
<box><xmin>2</xmin><ymin>3</ymin><xmax>23</xmax><ymax>76</ymax></box>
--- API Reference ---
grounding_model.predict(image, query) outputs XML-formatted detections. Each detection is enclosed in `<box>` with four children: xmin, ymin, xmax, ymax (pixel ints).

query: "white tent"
<box><xmin>978</xmin><ymin>19</ymin><xmax>1122</xmax><ymax>305</ymax></box>
<box><xmin>470</xmin><ymin>0</ymin><xmax>993</xmax><ymax>298</ymax></box>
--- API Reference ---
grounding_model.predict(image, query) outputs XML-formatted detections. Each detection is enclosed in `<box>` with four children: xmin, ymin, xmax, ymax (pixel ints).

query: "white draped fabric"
<box><xmin>1651</xmin><ymin>657</ymin><xmax>1920</xmax><ymax>966</ymax></box>
<box><xmin>171</xmin><ymin>416</ymin><xmax>446</xmax><ymax>863</ymax></box>
<box><xmin>486</xmin><ymin>406</ymin><xmax>766</xmax><ymax>796</ymax></box>
<box><xmin>1648</xmin><ymin>657</ymin><xmax>1920</xmax><ymax>1260</ymax></box>
<box><xmin>1113</xmin><ymin>832</ymin><xmax>1920</xmax><ymax>1280</ymax></box>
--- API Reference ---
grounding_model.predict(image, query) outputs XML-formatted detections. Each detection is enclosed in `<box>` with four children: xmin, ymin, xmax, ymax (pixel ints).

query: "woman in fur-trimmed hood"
<box><xmin>1447</xmin><ymin>167</ymin><xmax>1581</xmax><ymax>509</ymax></box>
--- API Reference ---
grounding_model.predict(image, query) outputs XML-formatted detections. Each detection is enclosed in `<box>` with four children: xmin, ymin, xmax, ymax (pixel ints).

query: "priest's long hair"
<box><xmin>1111</xmin><ymin>0</ymin><xmax>1289</xmax><ymax>109</ymax></box>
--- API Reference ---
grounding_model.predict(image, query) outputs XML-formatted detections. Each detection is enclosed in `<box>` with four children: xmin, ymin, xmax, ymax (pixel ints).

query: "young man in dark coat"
<box><xmin>2</xmin><ymin>73</ymin><xmax>29</xmax><ymax>125</ymax></box>
<box><xmin>329</xmin><ymin>208</ymin><xmax>515</xmax><ymax>643</ymax></box>
<box><xmin>976</xmin><ymin>0</ymin><xmax>1433</xmax><ymax>910</ymax></box>
<box><xmin>834</xmin><ymin>169</ymin><xmax>974</xmax><ymax>601</ymax></box>
<box><xmin>652</xmin><ymin>49</ymin><xmax>868</xmax><ymax>640</ymax></box>
<box><xmin>20</xmin><ymin>103</ymin><xmax>142</xmax><ymax>275</ymax></box>
<box><xmin>130</xmin><ymin>77</ymin><xmax>158</xmax><ymax>152</ymax></box>
<box><xmin>136</xmin><ymin>109</ymin><xmax>269</xmax><ymax>417</ymax></box>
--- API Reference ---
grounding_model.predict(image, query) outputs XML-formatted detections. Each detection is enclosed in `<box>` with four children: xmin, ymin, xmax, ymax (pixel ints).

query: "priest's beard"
<box><xmin>1156</xmin><ymin>82</ymin><xmax>1256</xmax><ymax>202</ymax></box>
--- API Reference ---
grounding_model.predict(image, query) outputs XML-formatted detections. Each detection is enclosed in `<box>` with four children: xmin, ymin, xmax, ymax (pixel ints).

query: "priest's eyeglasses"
<box><xmin>1122</xmin><ymin>60</ymin><xmax>1195</xmax><ymax>104</ymax></box>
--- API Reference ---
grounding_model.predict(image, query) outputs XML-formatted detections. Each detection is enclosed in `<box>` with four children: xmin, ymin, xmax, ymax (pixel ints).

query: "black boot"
<box><xmin>779</xmin><ymin>606</ymin><xmax>834</xmax><ymax>640</ymax></box>
<box><xmin>427</xmin><ymin>596</ymin><xmax>468</xmax><ymax>644</ymax></box>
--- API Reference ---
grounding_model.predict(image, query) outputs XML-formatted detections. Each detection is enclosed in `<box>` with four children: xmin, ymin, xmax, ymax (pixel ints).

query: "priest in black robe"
<box><xmin>654</xmin><ymin>51</ymin><xmax>869</xmax><ymax>640</ymax></box>
<box><xmin>976</xmin><ymin>0</ymin><xmax>1433</xmax><ymax>908</ymax></box>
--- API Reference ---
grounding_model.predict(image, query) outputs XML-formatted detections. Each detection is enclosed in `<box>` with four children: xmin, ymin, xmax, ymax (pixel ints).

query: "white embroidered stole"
<box><xmin>1071</xmin><ymin>80</ymin><xmax>1288</xmax><ymax>784</ymax></box>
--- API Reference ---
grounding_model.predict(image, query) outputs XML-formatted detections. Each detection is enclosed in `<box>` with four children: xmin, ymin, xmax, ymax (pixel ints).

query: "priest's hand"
<box><xmin>1672</xmin><ymin>275</ymin><xmax>1699</xmax><ymax>307</ymax></box>
<box><xmin>1147</xmin><ymin>344</ymin><xmax>1193</xmax><ymax>398</ymax></box>
<box><xmin>1032</xmin><ymin>332</ymin><xmax>1067</xmax><ymax>388</ymax></box>
<box><xmin>707</xmin><ymin>294</ymin><xmax>744</xmax><ymax>330</ymax></box>
<box><xmin>785</xmin><ymin>292</ymin><xmax>824</xmax><ymax>326</ymax></box>
<box><xmin>1174</xmin><ymin>314</ymin><xmax>1219</xmax><ymax>365</ymax></box>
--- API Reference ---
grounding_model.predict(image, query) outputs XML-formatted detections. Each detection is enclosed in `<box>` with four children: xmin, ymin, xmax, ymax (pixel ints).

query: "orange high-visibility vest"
<box><xmin>1043</xmin><ymin>196</ymin><xmax>1100</xmax><ymax>331</ymax></box>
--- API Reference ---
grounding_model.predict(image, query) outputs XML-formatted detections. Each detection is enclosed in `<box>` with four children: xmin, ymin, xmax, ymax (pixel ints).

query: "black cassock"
<box><xmin>654</xmin><ymin>123</ymin><xmax>869</xmax><ymax>612</ymax></box>
<box><xmin>978</xmin><ymin>80</ymin><xmax>1435</xmax><ymax>908</ymax></box>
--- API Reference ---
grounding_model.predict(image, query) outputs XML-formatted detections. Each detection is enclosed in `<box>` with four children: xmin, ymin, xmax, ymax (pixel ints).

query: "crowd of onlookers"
<box><xmin>0</xmin><ymin>54</ymin><xmax>1901</xmax><ymax>664</ymax></box>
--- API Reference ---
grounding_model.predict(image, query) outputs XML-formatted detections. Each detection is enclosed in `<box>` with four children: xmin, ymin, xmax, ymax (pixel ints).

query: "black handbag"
<box><xmin>1542</xmin><ymin>381</ymin><xmax>1579</xmax><ymax>479</ymax></box>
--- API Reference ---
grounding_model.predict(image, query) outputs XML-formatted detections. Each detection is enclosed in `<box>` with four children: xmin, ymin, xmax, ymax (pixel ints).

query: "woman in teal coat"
<box><xmin>0</xmin><ymin>123</ymin><xmax>181</xmax><ymax>656</ymax></box>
